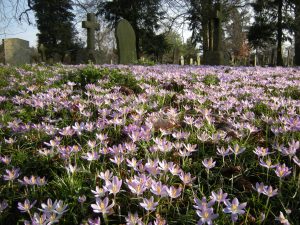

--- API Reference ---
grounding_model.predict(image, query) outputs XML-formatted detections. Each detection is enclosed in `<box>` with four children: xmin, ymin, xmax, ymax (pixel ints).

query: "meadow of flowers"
<box><xmin>0</xmin><ymin>64</ymin><xmax>299</xmax><ymax>225</ymax></box>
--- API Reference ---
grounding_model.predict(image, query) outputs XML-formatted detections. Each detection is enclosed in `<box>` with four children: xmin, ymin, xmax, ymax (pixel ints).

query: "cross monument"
<box><xmin>82</xmin><ymin>13</ymin><xmax>100</xmax><ymax>50</ymax></box>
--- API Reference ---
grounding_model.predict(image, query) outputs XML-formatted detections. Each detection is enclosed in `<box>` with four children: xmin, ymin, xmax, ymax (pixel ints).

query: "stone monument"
<box><xmin>82</xmin><ymin>13</ymin><xmax>100</xmax><ymax>64</ymax></box>
<box><xmin>116</xmin><ymin>19</ymin><xmax>137</xmax><ymax>64</ymax></box>
<box><xmin>190</xmin><ymin>58</ymin><xmax>193</xmax><ymax>65</ymax></box>
<box><xmin>180</xmin><ymin>56</ymin><xmax>184</xmax><ymax>65</ymax></box>
<box><xmin>2</xmin><ymin>38</ymin><xmax>31</xmax><ymax>66</ymax></box>
<box><xmin>197</xmin><ymin>53</ymin><xmax>201</xmax><ymax>65</ymax></box>
<box><xmin>39</xmin><ymin>44</ymin><xmax>46</xmax><ymax>62</ymax></box>
<box><xmin>206</xmin><ymin>3</ymin><xmax>224</xmax><ymax>65</ymax></box>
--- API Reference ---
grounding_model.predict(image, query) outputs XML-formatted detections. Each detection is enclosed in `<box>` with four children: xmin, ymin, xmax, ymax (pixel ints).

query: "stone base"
<box><xmin>206</xmin><ymin>51</ymin><xmax>224</xmax><ymax>65</ymax></box>
<box><xmin>76</xmin><ymin>49</ymin><xmax>101</xmax><ymax>64</ymax></box>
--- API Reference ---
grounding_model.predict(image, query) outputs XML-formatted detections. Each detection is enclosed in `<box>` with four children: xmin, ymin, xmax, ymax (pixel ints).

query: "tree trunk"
<box><xmin>202</xmin><ymin>20</ymin><xmax>209</xmax><ymax>63</ymax></box>
<box><xmin>276</xmin><ymin>0</ymin><xmax>284</xmax><ymax>66</ymax></box>
<box><xmin>295</xmin><ymin>0</ymin><xmax>300</xmax><ymax>65</ymax></box>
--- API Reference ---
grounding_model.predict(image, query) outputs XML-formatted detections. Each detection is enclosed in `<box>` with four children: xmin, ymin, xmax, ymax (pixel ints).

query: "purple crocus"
<box><xmin>105</xmin><ymin>176</ymin><xmax>122</xmax><ymax>196</ymax></box>
<box><xmin>3</xmin><ymin>168</ymin><xmax>20</xmax><ymax>181</ymax></box>
<box><xmin>125</xmin><ymin>212</ymin><xmax>143</xmax><ymax>225</ymax></box>
<box><xmin>275</xmin><ymin>163</ymin><xmax>291</xmax><ymax>178</ymax></box>
<box><xmin>196</xmin><ymin>208</ymin><xmax>219</xmax><ymax>225</ymax></box>
<box><xmin>91</xmin><ymin>197</ymin><xmax>114</xmax><ymax>215</ymax></box>
<box><xmin>223</xmin><ymin>198</ymin><xmax>247</xmax><ymax>222</ymax></box>
<box><xmin>210</xmin><ymin>189</ymin><xmax>228</xmax><ymax>203</ymax></box>
<box><xmin>140</xmin><ymin>196</ymin><xmax>158</xmax><ymax>211</ymax></box>
<box><xmin>18</xmin><ymin>199</ymin><xmax>36</xmax><ymax>213</ymax></box>
<box><xmin>166</xmin><ymin>186</ymin><xmax>182</xmax><ymax>199</ymax></box>
<box><xmin>202</xmin><ymin>158</ymin><xmax>216</xmax><ymax>170</ymax></box>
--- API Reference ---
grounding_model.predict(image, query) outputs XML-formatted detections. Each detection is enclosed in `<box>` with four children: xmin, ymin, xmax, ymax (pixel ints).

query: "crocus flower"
<box><xmin>229</xmin><ymin>144</ymin><xmax>245</xmax><ymax>156</ymax></box>
<box><xmin>166</xmin><ymin>186</ymin><xmax>182</xmax><ymax>198</ymax></box>
<box><xmin>91</xmin><ymin>197</ymin><xmax>114</xmax><ymax>214</ymax></box>
<box><xmin>254</xmin><ymin>182</ymin><xmax>267</xmax><ymax>195</ymax></box>
<box><xmin>17</xmin><ymin>199</ymin><xmax>36</xmax><ymax>213</ymax></box>
<box><xmin>105</xmin><ymin>176</ymin><xmax>122</xmax><ymax>195</ymax></box>
<box><xmin>194</xmin><ymin>197</ymin><xmax>215</xmax><ymax>211</ymax></box>
<box><xmin>275</xmin><ymin>163</ymin><xmax>291</xmax><ymax>178</ymax></box>
<box><xmin>150</xmin><ymin>181</ymin><xmax>168</xmax><ymax>197</ymax></box>
<box><xmin>223</xmin><ymin>198</ymin><xmax>247</xmax><ymax>222</ymax></box>
<box><xmin>125</xmin><ymin>212</ymin><xmax>143</xmax><ymax>225</ymax></box>
<box><xmin>275</xmin><ymin>211</ymin><xmax>290</xmax><ymax>225</ymax></box>
<box><xmin>88</xmin><ymin>217</ymin><xmax>101</xmax><ymax>225</ymax></box>
<box><xmin>263</xmin><ymin>185</ymin><xmax>278</xmax><ymax>197</ymax></box>
<box><xmin>91</xmin><ymin>186</ymin><xmax>105</xmax><ymax>198</ymax></box>
<box><xmin>98</xmin><ymin>170</ymin><xmax>113</xmax><ymax>182</ymax></box>
<box><xmin>179</xmin><ymin>172</ymin><xmax>196</xmax><ymax>185</ymax></box>
<box><xmin>140</xmin><ymin>196</ymin><xmax>158</xmax><ymax>211</ymax></box>
<box><xmin>54</xmin><ymin>200</ymin><xmax>68</xmax><ymax>215</ymax></box>
<box><xmin>259</xmin><ymin>158</ymin><xmax>277</xmax><ymax>169</ymax></box>
<box><xmin>210</xmin><ymin>189</ymin><xmax>228</xmax><ymax>203</ymax></box>
<box><xmin>253</xmin><ymin>147</ymin><xmax>273</xmax><ymax>157</ymax></box>
<box><xmin>0</xmin><ymin>200</ymin><xmax>8</xmax><ymax>213</ymax></box>
<box><xmin>196</xmin><ymin>208</ymin><xmax>218</xmax><ymax>225</ymax></box>
<box><xmin>3</xmin><ymin>168</ymin><xmax>20</xmax><ymax>181</ymax></box>
<box><xmin>202</xmin><ymin>158</ymin><xmax>216</xmax><ymax>170</ymax></box>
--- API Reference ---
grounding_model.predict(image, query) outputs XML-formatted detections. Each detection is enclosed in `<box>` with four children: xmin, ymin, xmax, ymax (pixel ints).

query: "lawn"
<box><xmin>0</xmin><ymin>64</ymin><xmax>299</xmax><ymax>225</ymax></box>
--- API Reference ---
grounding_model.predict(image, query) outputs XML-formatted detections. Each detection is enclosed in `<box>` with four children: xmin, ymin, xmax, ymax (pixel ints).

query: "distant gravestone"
<box><xmin>180</xmin><ymin>56</ymin><xmax>184</xmax><ymax>65</ymax></box>
<box><xmin>116</xmin><ymin>19</ymin><xmax>137</xmax><ymax>64</ymax></box>
<box><xmin>63</xmin><ymin>53</ymin><xmax>72</xmax><ymax>64</ymax></box>
<box><xmin>190</xmin><ymin>58</ymin><xmax>193</xmax><ymax>65</ymax></box>
<box><xmin>2</xmin><ymin>38</ymin><xmax>31</xmax><ymax>65</ymax></box>
<box><xmin>53</xmin><ymin>53</ymin><xmax>62</xmax><ymax>63</ymax></box>
<box><xmin>39</xmin><ymin>44</ymin><xmax>46</xmax><ymax>62</ymax></box>
<box><xmin>197</xmin><ymin>53</ymin><xmax>201</xmax><ymax>65</ymax></box>
<box><xmin>82</xmin><ymin>13</ymin><xmax>100</xmax><ymax>64</ymax></box>
<box><xmin>254</xmin><ymin>54</ymin><xmax>257</xmax><ymax>66</ymax></box>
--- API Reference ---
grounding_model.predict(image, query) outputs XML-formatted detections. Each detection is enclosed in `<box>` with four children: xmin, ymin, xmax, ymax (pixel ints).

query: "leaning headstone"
<box><xmin>197</xmin><ymin>53</ymin><xmax>201</xmax><ymax>65</ymax></box>
<box><xmin>2</xmin><ymin>38</ymin><xmax>31</xmax><ymax>65</ymax></box>
<box><xmin>39</xmin><ymin>44</ymin><xmax>46</xmax><ymax>62</ymax></box>
<box><xmin>180</xmin><ymin>56</ymin><xmax>184</xmax><ymax>65</ymax></box>
<box><xmin>82</xmin><ymin>13</ymin><xmax>100</xmax><ymax>64</ymax></box>
<box><xmin>116</xmin><ymin>19</ymin><xmax>137</xmax><ymax>64</ymax></box>
<box><xmin>190</xmin><ymin>58</ymin><xmax>193</xmax><ymax>65</ymax></box>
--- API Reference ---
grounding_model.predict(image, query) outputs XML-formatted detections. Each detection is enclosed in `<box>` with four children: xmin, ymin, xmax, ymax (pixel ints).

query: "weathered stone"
<box><xmin>2</xmin><ymin>38</ymin><xmax>31</xmax><ymax>65</ymax></box>
<box><xmin>206</xmin><ymin>3</ymin><xmax>224</xmax><ymax>65</ymax></box>
<box><xmin>197</xmin><ymin>53</ymin><xmax>201</xmax><ymax>65</ymax></box>
<box><xmin>180</xmin><ymin>56</ymin><xmax>184</xmax><ymax>65</ymax></box>
<box><xmin>39</xmin><ymin>44</ymin><xmax>46</xmax><ymax>62</ymax></box>
<box><xmin>82</xmin><ymin>13</ymin><xmax>100</xmax><ymax>64</ymax></box>
<box><xmin>63</xmin><ymin>53</ymin><xmax>72</xmax><ymax>64</ymax></box>
<box><xmin>190</xmin><ymin>58</ymin><xmax>193</xmax><ymax>65</ymax></box>
<box><xmin>116</xmin><ymin>19</ymin><xmax>137</xmax><ymax>64</ymax></box>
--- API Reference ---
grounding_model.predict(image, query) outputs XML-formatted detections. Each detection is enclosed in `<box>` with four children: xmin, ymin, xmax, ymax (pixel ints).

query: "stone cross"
<box><xmin>39</xmin><ymin>44</ymin><xmax>46</xmax><ymax>62</ymax></box>
<box><xmin>180</xmin><ymin>56</ymin><xmax>184</xmax><ymax>65</ymax></box>
<box><xmin>82</xmin><ymin>13</ymin><xmax>100</xmax><ymax>50</ymax></box>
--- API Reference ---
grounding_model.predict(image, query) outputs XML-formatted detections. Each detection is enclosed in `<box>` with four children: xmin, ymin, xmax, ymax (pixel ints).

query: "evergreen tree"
<box><xmin>248</xmin><ymin>0</ymin><xmax>294</xmax><ymax>66</ymax></box>
<box><xmin>32</xmin><ymin>0</ymin><xmax>78</xmax><ymax>59</ymax></box>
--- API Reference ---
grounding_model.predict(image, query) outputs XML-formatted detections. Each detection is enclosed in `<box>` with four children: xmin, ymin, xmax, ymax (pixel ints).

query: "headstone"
<box><xmin>206</xmin><ymin>3</ymin><xmax>224</xmax><ymax>65</ymax></box>
<box><xmin>63</xmin><ymin>53</ymin><xmax>72</xmax><ymax>64</ymax></box>
<box><xmin>254</xmin><ymin>54</ymin><xmax>257</xmax><ymax>66</ymax></box>
<box><xmin>53</xmin><ymin>53</ymin><xmax>62</xmax><ymax>63</ymax></box>
<box><xmin>287</xmin><ymin>49</ymin><xmax>290</xmax><ymax>67</ymax></box>
<box><xmin>190</xmin><ymin>58</ymin><xmax>193</xmax><ymax>65</ymax></box>
<box><xmin>116</xmin><ymin>19</ymin><xmax>137</xmax><ymax>64</ymax></box>
<box><xmin>2</xmin><ymin>38</ymin><xmax>31</xmax><ymax>65</ymax></box>
<box><xmin>180</xmin><ymin>56</ymin><xmax>184</xmax><ymax>65</ymax></box>
<box><xmin>39</xmin><ymin>44</ymin><xmax>46</xmax><ymax>62</ymax></box>
<box><xmin>197</xmin><ymin>53</ymin><xmax>201</xmax><ymax>65</ymax></box>
<box><xmin>82</xmin><ymin>13</ymin><xmax>100</xmax><ymax>63</ymax></box>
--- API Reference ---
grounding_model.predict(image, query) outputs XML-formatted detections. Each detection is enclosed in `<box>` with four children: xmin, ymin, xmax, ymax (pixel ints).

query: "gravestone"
<box><xmin>197</xmin><ymin>53</ymin><xmax>201</xmax><ymax>65</ymax></box>
<box><xmin>206</xmin><ymin>3</ymin><xmax>224</xmax><ymax>65</ymax></box>
<box><xmin>254</xmin><ymin>54</ymin><xmax>257</xmax><ymax>66</ymax></box>
<box><xmin>63</xmin><ymin>53</ymin><xmax>72</xmax><ymax>64</ymax></box>
<box><xmin>116</xmin><ymin>19</ymin><xmax>137</xmax><ymax>64</ymax></box>
<box><xmin>53</xmin><ymin>53</ymin><xmax>62</xmax><ymax>63</ymax></box>
<box><xmin>190</xmin><ymin>58</ymin><xmax>193</xmax><ymax>65</ymax></box>
<box><xmin>39</xmin><ymin>44</ymin><xmax>46</xmax><ymax>62</ymax></box>
<box><xmin>180</xmin><ymin>56</ymin><xmax>184</xmax><ymax>65</ymax></box>
<box><xmin>2</xmin><ymin>38</ymin><xmax>31</xmax><ymax>65</ymax></box>
<box><xmin>82</xmin><ymin>13</ymin><xmax>100</xmax><ymax>64</ymax></box>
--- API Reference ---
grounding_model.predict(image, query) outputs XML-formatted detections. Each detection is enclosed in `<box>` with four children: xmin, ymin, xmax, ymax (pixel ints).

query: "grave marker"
<box><xmin>2</xmin><ymin>38</ymin><xmax>31</xmax><ymax>65</ymax></box>
<box><xmin>180</xmin><ymin>56</ymin><xmax>184</xmax><ymax>65</ymax></box>
<box><xmin>116</xmin><ymin>19</ymin><xmax>137</xmax><ymax>64</ymax></box>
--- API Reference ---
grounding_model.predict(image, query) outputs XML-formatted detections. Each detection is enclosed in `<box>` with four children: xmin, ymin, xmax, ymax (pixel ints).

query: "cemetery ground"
<box><xmin>0</xmin><ymin>63</ymin><xmax>300</xmax><ymax>225</ymax></box>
